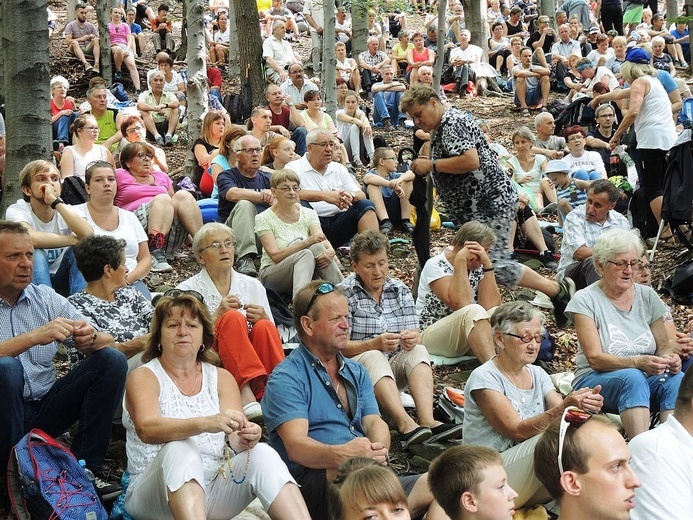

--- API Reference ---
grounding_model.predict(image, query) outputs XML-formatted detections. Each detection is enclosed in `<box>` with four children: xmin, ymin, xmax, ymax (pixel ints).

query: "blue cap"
<box><xmin>625</xmin><ymin>47</ymin><xmax>651</xmax><ymax>64</ymax></box>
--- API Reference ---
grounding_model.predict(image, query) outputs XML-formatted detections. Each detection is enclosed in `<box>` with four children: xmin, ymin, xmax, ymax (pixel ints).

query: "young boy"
<box><xmin>362</xmin><ymin>146</ymin><xmax>415</xmax><ymax>235</ymax></box>
<box><xmin>544</xmin><ymin>159</ymin><xmax>590</xmax><ymax>225</ymax></box>
<box><xmin>151</xmin><ymin>4</ymin><xmax>175</xmax><ymax>54</ymax></box>
<box><xmin>428</xmin><ymin>445</ymin><xmax>518</xmax><ymax>520</ymax></box>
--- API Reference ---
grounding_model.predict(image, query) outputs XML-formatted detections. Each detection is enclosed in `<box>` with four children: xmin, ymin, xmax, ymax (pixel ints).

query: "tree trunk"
<box><xmin>351</xmin><ymin>4</ymin><xmax>367</xmax><ymax>64</ymax></box>
<box><xmin>323</xmin><ymin>0</ymin><xmax>336</xmax><ymax>120</ymax></box>
<box><xmin>184</xmin><ymin>0</ymin><xmax>209</xmax><ymax>178</ymax></box>
<box><xmin>227</xmin><ymin>0</ymin><xmax>241</xmax><ymax>77</ymax></box>
<box><xmin>666</xmin><ymin>0</ymin><xmax>681</xmax><ymax>18</ymax></box>
<box><xmin>434</xmin><ymin>0</ymin><xmax>447</xmax><ymax>91</ymax></box>
<box><xmin>236</xmin><ymin>0</ymin><xmax>265</xmax><ymax>108</ymax></box>
<box><xmin>540</xmin><ymin>0</ymin><xmax>556</xmax><ymax>18</ymax></box>
<box><xmin>176</xmin><ymin>0</ymin><xmax>189</xmax><ymax>61</ymax></box>
<box><xmin>461</xmin><ymin>0</ymin><xmax>486</xmax><ymax>55</ymax></box>
<box><xmin>97</xmin><ymin>0</ymin><xmax>113</xmax><ymax>85</ymax></box>
<box><xmin>0</xmin><ymin>0</ymin><xmax>5</xmax><ymax>107</ymax></box>
<box><xmin>2</xmin><ymin>0</ymin><xmax>52</xmax><ymax>216</ymax></box>
<box><xmin>67</xmin><ymin>0</ymin><xmax>77</xmax><ymax>23</ymax></box>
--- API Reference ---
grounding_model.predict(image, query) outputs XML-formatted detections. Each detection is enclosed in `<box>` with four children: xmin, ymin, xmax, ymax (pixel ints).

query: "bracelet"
<box><xmin>482</xmin><ymin>267</ymin><xmax>495</xmax><ymax>272</ymax></box>
<box><xmin>50</xmin><ymin>197</ymin><xmax>64</xmax><ymax>209</ymax></box>
<box><xmin>432</xmin><ymin>159</ymin><xmax>438</xmax><ymax>173</ymax></box>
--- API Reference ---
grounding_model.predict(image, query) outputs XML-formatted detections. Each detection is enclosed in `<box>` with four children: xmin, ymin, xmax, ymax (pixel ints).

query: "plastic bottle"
<box><xmin>78</xmin><ymin>459</ymin><xmax>96</xmax><ymax>485</ymax></box>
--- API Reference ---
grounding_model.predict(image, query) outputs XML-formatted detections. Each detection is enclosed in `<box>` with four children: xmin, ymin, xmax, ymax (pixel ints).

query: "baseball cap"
<box><xmin>546</xmin><ymin>160</ymin><xmax>570</xmax><ymax>174</ymax></box>
<box><xmin>589</xmin><ymin>26</ymin><xmax>600</xmax><ymax>34</ymax></box>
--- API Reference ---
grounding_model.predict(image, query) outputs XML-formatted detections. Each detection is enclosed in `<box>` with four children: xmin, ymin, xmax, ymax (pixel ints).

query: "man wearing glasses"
<box><xmin>216</xmin><ymin>135</ymin><xmax>272</xmax><ymax>276</ymax></box>
<box><xmin>534</xmin><ymin>411</ymin><xmax>641</xmax><ymax>520</ymax></box>
<box><xmin>263</xmin><ymin>281</ymin><xmax>442</xmax><ymax>520</ymax></box>
<box><xmin>557</xmin><ymin>179</ymin><xmax>630</xmax><ymax>290</ymax></box>
<box><xmin>280</xmin><ymin>63</ymin><xmax>318</xmax><ymax>109</ymax></box>
<box><xmin>286</xmin><ymin>128</ymin><xmax>378</xmax><ymax>249</ymax></box>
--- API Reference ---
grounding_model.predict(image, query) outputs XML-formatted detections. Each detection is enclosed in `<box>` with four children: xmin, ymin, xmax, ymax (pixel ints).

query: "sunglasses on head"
<box><xmin>152</xmin><ymin>289</ymin><xmax>205</xmax><ymax>306</ymax></box>
<box><xmin>557</xmin><ymin>406</ymin><xmax>592</xmax><ymax>474</ymax></box>
<box><xmin>304</xmin><ymin>282</ymin><xmax>335</xmax><ymax>315</ymax></box>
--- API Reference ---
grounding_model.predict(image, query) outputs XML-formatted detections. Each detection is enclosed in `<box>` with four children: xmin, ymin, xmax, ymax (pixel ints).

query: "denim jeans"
<box><xmin>0</xmin><ymin>347</ymin><xmax>127</xmax><ymax>477</ymax></box>
<box><xmin>32</xmin><ymin>248</ymin><xmax>87</xmax><ymax>297</ymax></box>
<box><xmin>52</xmin><ymin>113</ymin><xmax>76</xmax><ymax>144</ymax></box>
<box><xmin>372</xmin><ymin>90</ymin><xmax>404</xmax><ymax>125</ymax></box>
<box><xmin>291</xmin><ymin>126</ymin><xmax>307</xmax><ymax>156</ymax></box>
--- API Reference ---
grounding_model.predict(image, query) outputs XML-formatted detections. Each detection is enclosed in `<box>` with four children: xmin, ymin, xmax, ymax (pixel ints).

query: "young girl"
<box><xmin>336</xmin><ymin>90</ymin><xmax>374</xmax><ymax>168</ymax></box>
<box><xmin>507</xmin><ymin>126</ymin><xmax>555</xmax><ymax>212</ymax></box>
<box><xmin>329</xmin><ymin>458</ymin><xmax>411</xmax><ymax>520</ymax></box>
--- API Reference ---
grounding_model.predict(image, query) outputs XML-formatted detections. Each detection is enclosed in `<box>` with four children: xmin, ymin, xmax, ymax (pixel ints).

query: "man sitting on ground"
<box><xmin>248</xmin><ymin>106</ymin><xmax>277</xmax><ymax>148</ymax></box>
<box><xmin>512</xmin><ymin>46</ymin><xmax>550</xmax><ymax>116</ymax></box>
<box><xmin>64</xmin><ymin>3</ymin><xmax>101</xmax><ymax>74</ymax></box>
<box><xmin>339</xmin><ymin>231</ymin><xmax>463</xmax><ymax>450</ymax></box>
<box><xmin>371</xmin><ymin>65</ymin><xmax>407</xmax><ymax>129</ymax></box>
<box><xmin>281</xmin><ymin>63</ymin><xmax>318</xmax><ymax>109</ymax></box>
<box><xmin>263</xmin><ymin>21</ymin><xmax>300</xmax><ymax>85</ymax></box>
<box><xmin>532</xmin><ymin>112</ymin><xmax>566</xmax><ymax>159</ymax></box>
<box><xmin>286</xmin><ymin>129</ymin><xmax>378</xmax><ymax>249</ymax></box>
<box><xmin>136</xmin><ymin>71</ymin><xmax>179</xmax><ymax>147</ymax></box>
<box><xmin>265</xmin><ymin>83</ymin><xmax>306</xmax><ymax>155</ymax></box>
<box><xmin>359</xmin><ymin>36</ymin><xmax>391</xmax><ymax>98</ymax></box>
<box><xmin>86</xmin><ymin>84</ymin><xmax>124</xmax><ymax>151</ymax></box>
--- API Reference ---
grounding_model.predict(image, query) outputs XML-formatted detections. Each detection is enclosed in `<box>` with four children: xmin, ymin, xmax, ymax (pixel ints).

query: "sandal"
<box><xmin>521</xmin><ymin>108</ymin><xmax>531</xmax><ymax>117</ymax></box>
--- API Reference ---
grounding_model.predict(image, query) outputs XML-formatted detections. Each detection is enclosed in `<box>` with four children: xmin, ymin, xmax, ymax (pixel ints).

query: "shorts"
<box><xmin>623</xmin><ymin>5</ymin><xmax>643</xmax><ymax>24</ymax></box>
<box><xmin>514</xmin><ymin>85</ymin><xmax>543</xmax><ymax>107</ymax></box>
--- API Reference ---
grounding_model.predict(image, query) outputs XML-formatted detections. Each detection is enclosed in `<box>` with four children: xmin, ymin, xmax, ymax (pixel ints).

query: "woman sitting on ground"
<box><xmin>122</xmin><ymin>293</ymin><xmax>310</xmax><ymax>519</ymax></box>
<box><xmin>60</xmin><ymin>114</ymin><xmax>115</xmax><ymax>180</ymax></box>
<box><xmin>488</xmin><ymin>22</ymin><xmax>512</xmax><ymax>75</ymax></box>
<box><xmin>115</xmin><ymin>142</ymin><xmax>203</xmax><ymax>273</ymax></box>
<box><xmin>255</xmin><ymin>169</ymin><xmax>343</xmax><ymax>297</ymax></box>
<box><xmin>108</xmin><ymin>7</ymin><xmax>141</xmax><ymax>92</ymax></box>
<box><xmin>563</xmin><ymin>125</ymin><xmax>607</xmax><ymax>180</ymax></box>
<box><xmin>405</xmin><ymin>31</ymin><xmax>435</xmax><ymax>85</ymax></box>
<box><xmin>177</xmin><ymin>223</ymin><xmax>286</xmax><ymax>421</ymax></box>
<box><xmin>120</xmin><ymin>114</ymin><xmax>168</xmax><ymax>172</ymax></box>
<box><xmin>463</xmin><ymin>301</ymin><xmax>603</xmax><ymax>508</ymax></box>
<box><xmin>336</xmin><ymin>90</ymin><xmax>374</xmax><ymax>169</ymax></box>
<box><xmin>507</xmin><ymin>126</ymin><xmax>555</xmax><ymax>212</ymax></box>
<box><xmin>69</xmin><ymin>234</ymin><xmax>153</xmax><ymax>366</ymax></box>
<box><xmin>50</xmin><ymin>75</ymin><xmax>76</xmax><ymax>148</ymax></box>
<box><xmin>566</xmin><ymin>228</ymin><xmax>683</xmax><ymax>439</ymax></box>
<box><xmin>194</xmin><ymin>110</ymin><xmax>226</xmax><ymax>198</ymax></box>
<box><xmin>260</xmin><ymin>136</ymin><xmax>298</xmax><ymax>173</ymax></box>
<box><xmin>75</xmin><ymin>161</ymin><xmax>151</xmax><ymax>297</ymax></box>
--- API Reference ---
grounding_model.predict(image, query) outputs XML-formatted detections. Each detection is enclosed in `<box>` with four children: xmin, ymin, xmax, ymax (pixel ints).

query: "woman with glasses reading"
<box><xmin>255</xmin><ymin>169</ymin><xmax>343</xmax><ymax>298</ymax></box>
<box><xmin>60</xmin><ymin>114</ymin><xmax>115</xmax><ymax>180</ymax></box>
<box><xmin>115</xmin><ymin>142</ymin><xmax>203</xmax><ymax>273</ymax></box>
<box><xmin>565</xmin><ymin>228</ymin><xmax>683</xmax><ymax>439</ymax></box>
<box><xmin>177</xmin><ymin>223</ymin><xmax>286</xmax><ymax>421</ymax></box>
<box><xmin>463</xmin><ymin>301</ymin><xmax>603</xmax><ymax>508</ymax></box>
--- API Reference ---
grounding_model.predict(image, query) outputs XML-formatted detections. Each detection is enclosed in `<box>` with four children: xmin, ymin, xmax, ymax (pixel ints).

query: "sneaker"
<box><xmin>93</xmin><ymin>64</ymin><xmax>100</xmax><ymax>74</ymax></box>
<box><xmin>236</xmin><ymin>255</ymin><xmax>258</xmax><ymax>277</ymax></box>
<box><xmin>427</xmin><ymin>422</ymin><xmax>464</xmax><ymax>444</ymax></box>
<box><xmin>551</xmin><ymin>277</ymin><xmax>576</xmax><ymax>328</ymax></box>
<box><xmin>114</xmin><ymin>70</ymin><xmax>122</xmax><ymax>82</ymax></box>
<box><xmin>151</xmin><ymin>249</ymin><xmax>173</xmax><ymax>273</ymax></box>
<box><xmin>92</xmin><ymin>474</ymin><xmax>123</xmax><ymax>502</ymax></box>
<box><xmin>400</xmin><ymin>426</ymin><xmax>432</xmax><ymax>449</ymax></box>
<box><xmin>539</xmin><ymin>250</ymin><xmax>558</xmax><ymax>270</ymax></box>
<box><xmin>401</xmin><ymin>220</ymin><xmax>415</xmax><ymax>236</ymax></box>
<box><xmin>155</xmin><ymin>135</ymin><xmax>165</xmax><ymax>146</ymax></box>
<box><xmin>164</xmin><ymin>135</ymin><xmax>174</xmax><ymax>147</ymax></box>
<box><xmin>379</xmin><ymin>220</ymin><xmax>393</xmax><ymax>235</ymax></box>
<box><xmin>539</xmin><ymin>202</ymin><xmax>558</xmax><ymax>216</ymax></box>
<box><xmin>382</xmin><ymin>118</ymin><xmax>393</xmax><ymax>130</ymax></box>
<box><xmin>243</xmin><ymin>401</ymin><xmax>264</xmax><ymax>422</ymax></box>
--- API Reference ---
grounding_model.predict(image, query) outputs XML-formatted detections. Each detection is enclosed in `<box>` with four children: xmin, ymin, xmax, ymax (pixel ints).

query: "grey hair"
<box><xmin>595</xmin><ymin>103</ymin><xmax>615</xmax><ymax>118</ymax></box>
<box><xmin>534</xmin><ymin>111</ymin><xmax>554</xmax><ymax>129</ymax></box>
<box><xmin>491</xmin><ymin>301</ymin><xmax>545</xmax><ymax>335</ymax></box>
<box><xmin>233</xmin><ymin>134</ymin><xmax>259</xmax><ymax>153</ymax></box>
<box><xmin>451</xmin><ymin>221</ymin><xmax>496</xmax><ymax>249</ymax></box>
<box><xmin>50</xmin><ymin>75</ymin><xmax>69</xmax><ymax>89</ymax></box>
<box><xmin>272</xmin><ymin>19</ymin><xmax>286</xmax><ymax>31</ymax></box>
<box><xmin>192</xmin><ymin>223</ymin><xmax>236</xmax><ymax>254</ymax></box>
<box><xmin>512</xmin><ymin>125</ymin><xmax>536</xmax><ymax>143</ymax></box>
<box><xmin>149</xmin><ymin>70</ymin><xmax>165</xmax><ymax>83</ymax></box>
<box><xmin>306</xmin><ymin>128</ymin><xmax>333</xmax><ymax>145</ymax></box>
<box><xmin>419</xmin><ymin>65</ymin><xmax>433</xmax><ymax>75</ymax></box>
<box><xmin>367</xmin><ymin>36</ymin><xmax>380</xmax><ymax>45</ymax></box>
<box><xmin>592</xmin><ymin>228</ymin><xmax>643</xmax><ymax>270</ymax></box>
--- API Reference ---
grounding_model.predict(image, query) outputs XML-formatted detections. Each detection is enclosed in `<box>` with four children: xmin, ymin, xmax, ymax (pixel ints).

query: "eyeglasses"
<box><xmin>136</xmin><ymin>152</ymin><xmax>153</xmax><ymax>160</ymax></box>
<box><xmin>277</xmin><ymin>186</ymin><xmax>300</xmax><ymax>192</ymax></box>
<box><xmin>199</xmin><ymin>239</ymin><xmax>234</xmax><ymax>252</ymax></box>
<box><xmin>126</xmin><ymin>125</ymin><xmax>145</xmax><ymax>133</ymax></box>
<box><xmin>152</xmin><ymin>288</ymin><xmax>205</xmax><ymax>306</ymax></box>
<box><xmin>311</xmin><ymin>141</ymin><xmax>336</xmax><ymax>148</ymax></box>
<box><xmin>384</xmin><ymin>156</ymin><xmax>397</xmax><ymax>160</ymax></box>
<box><xmin>567</xmin><ymin>135</ymin><xmax>584</xmax><ymax>142</ymax></box>
<box><xmin>558</xmin><ymin>406</ymin><xmax>592</xmax><ymax>474</ymax></box>
<box><xmin>84</xmin><ymin>126</ymin><xmax>100</xmax><ymax>131</ymax></box>
<box><xmin>304</xmin><ymin>282</ymin><xmax>335</xmax><ymax>316</ymax></box>
<box><xmin>238</xmin><ymin>147</ymin><xmax>262</xmax><ymax>154</ymax></box>
<box><xmin>607</xmin><ymin>260</ymin><xmax>645</xmax><ymax>271</ymax></box>
<box><xmin>503</xmin><ymin>332</ymin><xmax>544</xmax><ymax>344</ymax></box>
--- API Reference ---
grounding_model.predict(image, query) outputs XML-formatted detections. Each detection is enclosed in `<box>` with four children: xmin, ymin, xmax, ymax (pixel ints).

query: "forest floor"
<box><xmin>3</xmin><ymin>1</ymin><xmax>693</xmax><ymax>518</ymax></box>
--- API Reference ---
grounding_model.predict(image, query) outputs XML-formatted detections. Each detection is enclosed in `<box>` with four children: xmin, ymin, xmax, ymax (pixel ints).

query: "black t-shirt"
<box><xmin>526</xmin><ymin>31</ymin><xmax>555</xmax><ymax>54</ymax></box>
<box><xmin>505</xmin><ymin>20</ymin><xmax>524</xmax><ymax>36</ymax></box>
<box><xmin>192</xmin><ymin>138</ymin><xmax>217</xmax><ymax>186</ymax></box>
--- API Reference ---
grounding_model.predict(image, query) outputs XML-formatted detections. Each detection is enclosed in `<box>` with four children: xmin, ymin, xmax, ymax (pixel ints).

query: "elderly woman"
<box><xmin>122</xmin><ymin>293</ymin><xmax>309</xmax><ymax>519</ymax></box>
<box><xmin>401</xmin><ymin>84</ymin><xmax>574</xmax><ymax>328</ymax></box>
<box><xmin>565</xmin><ymin>229</ymin><xmax>683</xmax><ymax>439</ymax></box>
<box><xmin>573</xmin><ymin>58</ymin><xmax>619</xmax><ymax>99</ymax></box>
<box><xmin>405</xmin><ymin>31</ymin><xmax>435</xmax><ymax>85</ymax></box>
<box><xmin>609</xmin><ymin>47</ymin><xmax>678</xmax><ymax>225</ymax></box>
<box><xmin>338</xmin><ymin>230</ymin><xmax>463</xmax><ymax>449</ymax></box>
<box><xmin>75</xmin><ymin>161</ymin><xmax>151</xmax><ymax>297</ymax></box>
<box><xmin>50</xmin><ymin>75</ymin><xmax>76</xmax><ymax>147</ymax></box>
<box><xmin>177</xmin><ymin>223</ymin><xmax>286</xmax><ymax>421</ymax></box>
<box><xmin>69</xmin><ymin>234</ymin><xmax>152</xmax><ymax>367</ymax></box>
<box><xmin>120</xmin><ymin>114</ymin><xmax>168</xmax><ymax>172</ymax></box>
<box><xmin>60</xmin><ymin>114</ymin><xmax>115</xmax><ymax>180</ymax></box>
<box><xmin>255</xmin><ymin>169</ymin><xmax>343</xmax><ymax>297</ymax></box>
<box><xmin>463</xmin><ymin>301</ymin><xmax>604</xmax><ymax>508</ymax></box>
<box><xmin>115</xmin><ymin>142</ymin><xmax>203</xmax><ymax>273</ymax></box>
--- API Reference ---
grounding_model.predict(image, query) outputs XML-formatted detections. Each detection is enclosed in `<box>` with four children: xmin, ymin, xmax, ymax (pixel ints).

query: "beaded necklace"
<box><xmin>221</xmin><ymin>445</ymin><xmax>251</xmax><ymax>484</ymax></box>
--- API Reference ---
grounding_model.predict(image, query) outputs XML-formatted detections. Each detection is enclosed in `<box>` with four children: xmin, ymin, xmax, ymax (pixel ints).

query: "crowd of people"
<box><xmin>2</xmin><ymin>0</ymin><xmax>693</xmax><ymax>518</ymax></box>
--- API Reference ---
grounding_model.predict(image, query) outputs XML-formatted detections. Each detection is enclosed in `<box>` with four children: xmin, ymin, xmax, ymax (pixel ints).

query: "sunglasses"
<box><xmin>558</xmin><ymin>406</ymin><xmax>592</xmax><ymax>474</ymax></box>
<box><xmin>152</xmin><ymin>289</ymin><xmax>205</xmax><ymax>306</ymax></box>
<box><xmin>304</xmin><ymin>282</ymin><xmax>335</xmax><ymax>316</ymax></box>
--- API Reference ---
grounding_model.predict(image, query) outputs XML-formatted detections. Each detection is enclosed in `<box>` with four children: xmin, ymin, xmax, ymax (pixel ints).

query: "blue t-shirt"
<box><xmin>670</xmin><ymin>27</ymin><xmax>690</xmax><ymax>55</ymax></box>
<box><xmin>128</xmin><ymin>22</ymin><xmax>142</xmax><ymax>35</ymax></box>
<box><xmin>216</xmin><ymin>167</ymin><xmax>272</xmax><ymax>221</ymax></box>
<box><xmin>262</xmin><ymin>345</ymin><xmax>381</xmax><ymax>473</ymax></box>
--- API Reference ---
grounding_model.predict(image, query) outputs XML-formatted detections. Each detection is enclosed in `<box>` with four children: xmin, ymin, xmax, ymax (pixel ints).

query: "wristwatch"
<box><xmin>431</xmin><ymin>159</ymin><xmax>438</xmax><ymax>173</ymax></box>
<box><xmin>50</xmin><ymin>197</ymin><xmax>64</xmax><ymax>209</ymax></box>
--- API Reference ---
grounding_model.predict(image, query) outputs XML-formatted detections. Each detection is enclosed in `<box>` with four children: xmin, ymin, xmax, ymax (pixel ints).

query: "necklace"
<box><xmin>169</xmin><ymin>367</ymin><xmax>200</xmax><ymax>396</ymax></box>
<box><xmin>494</xmin><ymin>359</ymin><xmax>529</xmax><ymax>403</ymax></box>
<box><xmin>331</xmin><ymin>375</ymin><xmax>350</xmax><ymax>413</ymax></box>
<box><xmin>221</xmin><ymin>444</ymin><xmax>251</xmax><ymax>484</ymax></box>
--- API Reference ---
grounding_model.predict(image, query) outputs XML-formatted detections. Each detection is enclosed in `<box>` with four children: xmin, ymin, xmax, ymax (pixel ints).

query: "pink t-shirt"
<box><xmin>108</xmin><ymin>22</ymin><xmax>131</xmax><ymax>47</ymax></box>
<box><xmin>114</xmin><ymin>167</ymin><xmax>172</xmax><ymax>211</ymax></box>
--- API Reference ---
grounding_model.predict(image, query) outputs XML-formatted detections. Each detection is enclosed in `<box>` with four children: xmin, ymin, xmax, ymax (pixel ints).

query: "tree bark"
<box><xmin>97</xmin><ymin>0</ymin><xmax>113</xmax><ymax>85</ymax></box>
<box><xmin>176</xmin><ymin>0</ymin><xmax>189</xmax><ymax>61</ymax></box>
<box><xmin>184</xmin><ymin>0</ymin><xmax>209</xmax><ymax>178</ymax></box>
<box><xmin>0</xmin><ymin>0</ymin><xmax>5</xmax><ymax>107</ymax></box>
<box><xmin>235</xmin><ymin>0</ymin><xmax>265</xmax><ymax>108</ymax></box>
<box><xmin>667</xmin><ymin>0</ymin><xmax>681</xmax><ymax>18</ymax></box>
<box><xmin>323</xmin><ymin>0</ymin><xmax>336</xmax><ymax>120</ymax></box>
<box><xmin>351</xmin><ymin>4</ymin><xmax>367</xmax><ymax>65</ymax></box>
<box><xmin>227</xmin><ymin>0</ymin><xmax>241</xmax><ymax>77</ymax></box>
<box><xmin>541</xmin><ymin>0</ymin><xmax>556</xmax><ymax>18</ymax></box>
<box><xmin>2</xmin><ymin>0</ymin><xmax>52</xmax><ymax>216</ymax></box>
<box><xmin>461</xmin><ymin>0</ymin><xmax>486</xmax><ymax>56</ymax></box>
<box><xmin>67</xmin><ymin>0</ymin><xmax>77</xmax><ymax>23</ymax></box>
<box><xmin>434</xmin><ymin>0</ymin><xmax>447</xmax><ymax>91</ymax></box>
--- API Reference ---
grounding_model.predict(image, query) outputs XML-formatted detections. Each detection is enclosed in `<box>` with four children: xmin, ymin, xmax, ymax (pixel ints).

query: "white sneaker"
<box><xmin>151</xmin><ymin>249</ymin><xmax>173</xmax><ymax>273</ymax></box>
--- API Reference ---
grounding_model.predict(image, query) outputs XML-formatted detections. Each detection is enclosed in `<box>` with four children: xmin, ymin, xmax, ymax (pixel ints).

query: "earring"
<box><xmin>199</xmin><ymin>344</ymin><xmax>205</xmax><ymax>352</ymax></box>
<box><xmin>158</xmin><ymin>344</ymin><xmax>162</xmax><ymax>352</ymax></box>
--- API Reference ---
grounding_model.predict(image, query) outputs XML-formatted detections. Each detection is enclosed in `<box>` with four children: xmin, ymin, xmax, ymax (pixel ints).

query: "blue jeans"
<box><xmin>372</xmin><ymin>90</ymin><xmax>404</xmax><ymax>125</ymax></box>
<box><xmin>575</xmin><ymin>367</ymin><xmax>683</xmax><ymax>413</ymax></box>
<box><xmin>572</xmin><ymin>169</ymin><xmax>603</xmax><ymax>181</ymax></box>
<box><xmin>52</xmin><ymin>113</ymin><xmax>76</xmax><ymax>144</ymax></box>
<box><xmin>291</xmin><ymin>126</ymin><xmax>307</xmax><ymax>156</ymax></box>
<box><xmin>0</xmin><ymin>348</ymin><xmax>127</xmax><ymax>477</ymax></box>
<box><xmin>32</xmin><ymin>248</ymin><xmax>86</xmax><ymax>297</ymax></box>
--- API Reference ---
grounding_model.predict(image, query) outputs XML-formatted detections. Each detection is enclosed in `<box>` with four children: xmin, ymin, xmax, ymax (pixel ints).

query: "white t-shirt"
<box><xmin>214</xmin><ymin>26</ymin><xmax>230</xmax><ymax>44</ymax></box>
<box><xmin>563</xmin><ymin>150</ymin><xmax>607</xmax><ymax>177</ymax></box>
<box><xmin>146</xmin><ymin>69</ymin><xmax>184</xmax><ymax>94</ymax></box>
<box><xmin>73</xmin><ymin>204</ymin><xmax>147</xmax><ymax>273</ymax></box>
<box><xmin>6</xmin><ymin>200</ymin><xmax>71</xmax><ymax>274</ymax></box>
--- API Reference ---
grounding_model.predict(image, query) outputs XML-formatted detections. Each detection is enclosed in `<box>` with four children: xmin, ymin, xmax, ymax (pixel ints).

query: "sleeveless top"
<box><xmin>64</xmin><ymin>145</ymin><xmax>109</xmax><ymax>180</ymax></box>
<box><xmin>123</xmin><ymin>359</ymin><xmax>225</xmax><ymax>490</ymax></box>
<box><xmin>634</xmin><ymin>76</ymin><xmax>677</xmax><ymax>151</ymax></box>
<box><xmin>407</xmin><ymin>47</ymin><xmax>430</xmax><ymax>72</ymax></box>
